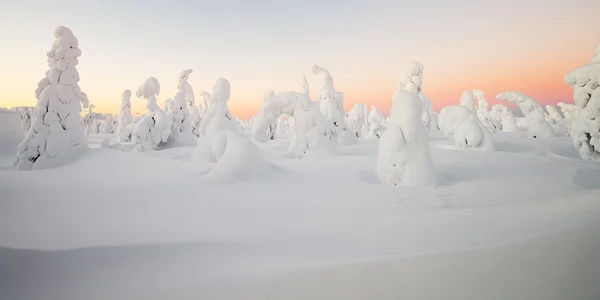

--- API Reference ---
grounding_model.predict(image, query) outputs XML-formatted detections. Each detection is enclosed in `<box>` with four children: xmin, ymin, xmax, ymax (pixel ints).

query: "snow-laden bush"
<box><xmin>14</xmin><ymin>27</ymin><xmax>88</xmax><ymax>170</ymax></box>
<box><xmin>133</xmin><ymin>77</ymin><xmax>172</xmax><ymax>151</ymax></box>
<box><xmin>100</xmin><ymin>113</ymin><xmax>117</xmax><ymax>134</ymax></box>
<box><xmin>252</xmin><ymin>91</ymin><xmax>331</xmax><ymax>157</ymax></box>
<box><xmin>439</xmin><ymin>105</ymin><xmax>494</xmax><ymax>150</ymax></box>
<box><xmin>473</xmin><ymin>89</ymin><xmax>495</xmax><ymax>131</ymax></box>
<box><xmin>490</xmin><ymin>104</ymin><xmax>518</xmax><ymax>132</ymax></box>
<box><xmin>11</xmin><ymin>106</ymin><xmax>34</xmax><ymax>132</ymax></box>
<box><xmin>564</xmin><ymin>40</ymin><xmax>600</xmax><ymax>161</ymax></box>
<box><xmin>377</xmin><ymin>79</ymin><xmax>436</xmax><ymax>186</ymax></box>
<box><xmin>367</xmin><ymin>105</ymin><xmax>386</xmax><ymax>138</ymax></box>
<box><xmin>497</xmin><ymin>92</ymin><xmax>555</xmax><ymax>139</ymax></box>
<box><xmin>397</xmin><ymin>61</ymin><xmax>436</xmax><ymax>130</ymax></box>
<box><xmin>194</xmin><ymin>78</ymin><xmax>274</xmax><ymax>177</ymax></box>
<box><xmin>346</xmin><ymin>103</ymin><xmax>369</xmax><ymax>138</ymax></box>
<box><xmin>557</xmin><ymin>102</ymin><xmax>578</xmax><ymax>121</ymax></box>
<box><xmin>165</xmin><ymin>69</ymin><xmax>196</xmax><ymax>145</ymax></box>
<box><xmin>116</xmin><ymin>90</ymin><xmax>133</xmax><ymax>142</ymax></box>
<box><xmin>460</xmin><ymin>91</ymin><xmax>476</xmax><ymax>112</ymax></box>
<box><xmin>313</xmin><ymin>65</ymin><xmax>357</xmax><ymax>146</ymax></box>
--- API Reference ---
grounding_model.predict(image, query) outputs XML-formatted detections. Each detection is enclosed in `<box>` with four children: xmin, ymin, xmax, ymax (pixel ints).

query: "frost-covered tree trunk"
<box><xmin>564</xmin><ymin>38</ymin><xmax>600</xmax><ymax>160</ymax></box>
<box><xmin>14</xmin><ymin>27</ymin><xmax>88</xmax><ymax>170</ymax></box>
<box><xmin>116</xmin><ymin>90</ymin><xmax>133</xmax><ymax>142</ymax></box>
<box><xmin>11</xmin><ymin>106</ymin><xmax>34</xmax><ymax>132</ymax></box>
<box><xmin>497</xmin><ymin>92</ymin><xmax>555</xmax><ymax>139</ymax></box>
<box><xmin>165</xmin><ymin>69</ymin><xmax>196</xmax><ymax>145</ymax></box>
<box><xmin>313</xmin><ymin>65</ymin><xmax>357</xmax><ymax>146</ymax></box>
<box><xmin>132</xmin><ymin>77</ymin><xmax>172</xmax><ymax>151</ymax></box>
<box><xmin>377</xmin><ymin>68</ymin><xmax>436</xmax><ymax>186</ymax></box>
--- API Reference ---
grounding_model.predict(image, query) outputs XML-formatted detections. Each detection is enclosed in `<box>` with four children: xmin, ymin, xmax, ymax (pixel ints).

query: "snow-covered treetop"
<box><xmin>301</xmin><ymin>75</ymin><xmax>310</xmax><ymax>97</ymax></box>
<box><xmin>136</xmin><ymin>77</ymin><xmax>160</xmax><ymax>111</ymax></box>
<box><xmin>473</xmin><ymin>89</ymin><xmax>484</xmax><ymax>101</ymax></box>
<box><xmin>46</xmin><ymin>26</ymin><xmax>81</xmax><ymax>87</ymax></box>
<box><xmin>460</xmin><ymin>91</ymin><xmax>476</xmax><ymax>112</ymax></box>
<box><xmin>313</xmin><ymin>65</ymin><xmax>335</xmax><ymax>99</ymax></box>
<box><xmin>121</xmin><ymin>90</ymin><xmax>132</xmax><ymax>105</ymax></box>
<box><xmin>211</xmin><ymin>78</ymin><xmax>231</xmax><ymax>104</ymax></box>
<box><xmin>177</xmin><ymin>69</ymin><xmax>195</xmax><ymax>106</ymax></box>
<box><xmin>397</xmin><ymin>61</ymin><xmax>424</xmax><ymax>93</ymax></box>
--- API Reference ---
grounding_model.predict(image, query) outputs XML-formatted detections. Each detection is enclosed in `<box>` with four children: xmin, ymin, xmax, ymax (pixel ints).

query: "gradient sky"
<box><xmin>1</xmin><ymin>0</ymin><xmax>599</xmax><ymax>118</ymax></box>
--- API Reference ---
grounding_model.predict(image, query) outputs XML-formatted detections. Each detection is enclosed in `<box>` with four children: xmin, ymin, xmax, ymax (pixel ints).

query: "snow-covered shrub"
<box><xmin>116</xmin><ymin>90</ymin><xmax>133</xmax><ymax>142</ymax></box>
<box><xmin>460</xmin><ymin>91</ymin><xmax>476</xmax><ymax>112</ymax></box>
<box><xmin>100</xmin><ymin>113</ymin><xmax>117</xmax><ymax>134</ymax></box>
<box><xmin>557</xmin><ymin>102</ymin><xmax>578</xmax><ymax>121</ymax></box>
<box><xmin>346</xmin><ymin>103</ymin><xmax>369</xmax><ymax>138</ymax></box>
<box><xmin>313</xmin><ymin>65</ymin><xmax>357</xmax><ymax>146</ymax></box>
<box><xmin>473</xmin><ymin>89</ymin><xmax>495</xmax><ymax>131</ymax></box>
<box><xmin>564</xmin><ymin>41</ymin><xmax>600</xmax><ymax>161</ymax></box>
<box><xmin>367</xmin><ymin>105</ymin><xmax>386</xmax><ymax>138</ymax></box>
<box><xmin>252</xmin><ymin>91</ymin><xmax>331</xmax><ymax>157</ymax></box>
<box><xmin>490</xmin><ymin>104</ymin><xmax>518</xmax><ymax>132</ymax></box>
<box><xmin>11</xmin><ymin>106</ymin><xmax>34</xmax><ymax>132</ymax></box>
<box><xmin>377</xmin><ymin>78</ymin><xmax>436</xmax><ymax>186</ymax></box>
<box><xmin>14</xmin><ymin>27</ymin><xmax>88</xmax><ymax>170</ymax></box>
<box><xmin>497</xmin><ymin>92</ymin><xmax>555</xmax><ymax>139</ymax></box>
<box><xmin>133</xmin><ymin>77</ymin><xmax>172</xmax><ymax>151</ymax></box>
<box><xmin>397</xmin><ymin>61</ymin><xmax>436</xmax><ymax>130</ymax></box>
<box><xmin>194</xmin><ymin>78</ymin><xmax>273</xmax><ymax>176</ymax></box>
<box><xmin>439</xmin><ymin>105</ymin><xmax>494</xmax><ymax>150</ymax></box>
<box><xmin>165</xmin><ymin>69</ymin><xmax>196</xmax><ymax>145</ymax></box>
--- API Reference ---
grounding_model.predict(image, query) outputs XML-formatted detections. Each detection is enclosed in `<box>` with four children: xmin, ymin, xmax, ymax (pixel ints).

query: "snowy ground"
<box><xmin>1</xmin><ymin>132</ymin><xmax>600</xmax><ymax>299</ymax></box>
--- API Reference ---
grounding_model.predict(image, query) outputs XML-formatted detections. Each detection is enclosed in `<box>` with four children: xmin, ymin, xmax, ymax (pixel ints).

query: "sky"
<box><xmin>0</xmin><ymin>0</ymin><xmax>599</xmax><ymax>118</ymax></box>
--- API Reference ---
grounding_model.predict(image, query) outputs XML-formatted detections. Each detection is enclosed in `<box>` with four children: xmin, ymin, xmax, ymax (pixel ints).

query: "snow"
<box><xmin>367</xmin><ymin>105</ymin><xmax>387</xmax><ymax>138</ymax></box>
<box><xmin>346</xmin><ymin>103</ymin><xmax>369</xmax><ymax>139</ymax></box>
<box><xmin>166</xmin><ymin>69</ymin><xmax>196</xmax><ymax>146</ymax></box>
<box><xmin>0</xmin><ymin>108</ymin><xmax>23</xmax><ymax>154</ymax></box>
<box><xmin>497</xmin><ymin>92</ymin><xmax>555</xmax><ymax>139</ymax></box>
<box><xmin>459</xmin><ymin>90</ymin><xmax>476</xmax><ymax>112</ymax></box>
<box><xmin>116</xmin><ymin>90</ymin><xmax>133</xmax><ymax>142</ymax></box>
<box><xmin>133</xmin><ymin>77</ymin><xmax>173</xmax><ymax>152</ymax></box>
<box><xmin>439</xmin><ymin>105</ymin><xmax>494</xmax><ymax>150</ymax></box>
<box><xmin>490</xmin><ymin>104</ymin><xmax>518</xmax><ymax>132</ymax></box>
<box><xmin>474</xmin><ymin>89</ymin><xmax>495</xmax><ymax>131</ymax></box>
<box><xmin>11</xmin><ymin>106</ymin><xmax>34</xmax><ymax>132</ymax></box>
<box><xmin>13</xmin><ymin>26</ymin><xmax>88</xmax><ymax>170</ymax></box>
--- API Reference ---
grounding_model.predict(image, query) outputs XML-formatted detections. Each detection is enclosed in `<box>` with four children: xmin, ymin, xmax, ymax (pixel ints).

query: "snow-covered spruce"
<box><xmin>11</xmin><ymin>106</ymin><xmax>34</xmax><ymax>132</ymax></box>
<box><xmin>165</xmin><ymin>69</ymin><xmax>196</xmax><ymax>145</ymax></box>
<box><xmin>346</xmin><ymin>103</ymin><xmax>369</xmax><ymax>139</ymax></box>
<box><xmin>100</xmin><ymin>113</ymin><xmax>117</xmax><ymax>134</ymax></box>
<box><xmin>473</xmin><ymin>89</ymin><xmax>495</xmax><ymax>132</ymax></box>
<box><xmin>497</xmin><ymin>92</ymin><xmax>555</xmax><ymax>139</ymax></box>
<box><xmin>490</xmin><ymin>104</ymin><xmax>518</xmax><ymax>132</ymax></box>
<box><xmin>397</xmin><ymin>61</ymin><xmax>436</xmax><ymax>131</ymax></box>
<box><xmin>367</xmin><ymin>105</ymin><xmax>386</xmax><ymax>138</ymax></box>
<box><xmin>193</xmin><ymin>78</ymin><xmax>273</xmax><ymax>179</ymax></box>
<box><xmin>252</xmin><ymin>91</ymin><xmax>331</xmax><ymax>157</ymax></box>
<box><xmin>116</xmin><ymin>90</ymin><xmax>134</xmax><ymax>142</ymax></box>
<box><xmin>459</xmin><ymin>91</ymin><xmax>476</xmax><ymax>113</ymax></box>
<box><xmin>14</xmin><ymin>27</ymin><xmax>88</xmax><ymax>170</ymax></box>
<box><xmin>132</xmin><ymin>77</ymin><xmax>173</xmax><ymax>151</ymax></box>
<box><xmin>377</xmin><ymin>78</ymin><xmax>436</xmax><ymax>186</ymax></box>
<box><xmin>313</xmin><ymin>65</ymin><xmax>357</xmax><ymax>146</ymax></box>
<box><xmin>557</xmin><ymin>102</ymin><xmax>578</xmax><ymax>122</ymax></box>
<box><xmin>564</xmin><ymin>39</ymin><xmax>600</xmax><ymax>161</ymax></box>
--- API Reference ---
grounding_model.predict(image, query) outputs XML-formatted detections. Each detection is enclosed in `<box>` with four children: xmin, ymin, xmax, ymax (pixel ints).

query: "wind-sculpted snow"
<box><xmin>497</xmin><ymin>92</ymin><xmax>555</xmax><ymax>139</ymax></box>
<box><xmin>14</xmin><ymin>26</ymin><xmax>88</xmax><ymax>170</ymax></box>
<box><xmin>133</xmin><ymin>77</ymin><xmax>172</xmax><ymax>151</ymax></box>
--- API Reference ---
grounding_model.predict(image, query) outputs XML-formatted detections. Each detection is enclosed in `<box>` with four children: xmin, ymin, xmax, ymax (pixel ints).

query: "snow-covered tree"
<box><xmin>473</xmin><ymin>89</ymin><xmax>495</xmax><ymax>131</ymax></box>
<box><xmin>81</xmin><ymin>100</ymin><xmax>102</xmax><ymax>137</ymax></box>
<box><xmin>497</xmin><ymin>92</ymin><xmax>555</xmax><ymax>139</ymax></box>
<box><xmin>14</xmin><ymin>27</ymin><xmax>88</xmax><ymax>170</ymax></box>
<box><xmin>544</xmin><ymin>105</ymin><xmax>568</xmax><ymax>136</ymax></box>
<box><xmin>11</xmin><ymin>106</ymin><xmax>34</xmax><ymax>132</ymax></box>
<box><xmin>490</xmin><ymin>104</ymin><xmax>518</xmax><ymax>132</ymax></box>
<box><xmin>377</xmin><ymin>71</ymin><xmax>436</xmax><ymax>186</ymax></box>
<box><xmin>367</xmin><ymin>105</ymin><xmax>386</xmax><ymax>138</ymax></box>
<box><xmin>252</xmin><ymin>91</ymin><xmax>331</xmax><ymax>157</ymax></box>
<box><xmin>165</xmin><ymin>69</ymin><xmax>196</xmax><ymax>145</ymax></box>
<box><xmin>397</xmin><ymin>61</ymin><xmax>436</xmax><ymax>130</ymax></box>
<box><xmin>200</xmin><ymin>91</ymin><xmax>211</xmax><ymax>116</ymax></box>
<box><xmin>557</xmin><ymin>102</ymin><xmax>578</xmax><ymax>121</ymax></box>
<box><xmin>564</xmin><ymin>38</ymin><xmax>600</xmax><ymax>161</ymax></box>
<box><xmin>116</xmin><ymin>90</ymin><xmax>134</xmax><ymax>142</ymax></box>
<box><xmin>346</xmin><ymin>103</ymin><xmax>369</xmax><ymax>138</ymax></box>
<box><xmin>300</xmin><ymin>75</ymin><xmax>310</xmax><ymax>98</ymax></box>
<box><xmin>262</xmin><ymin>89</ymin><xmax>277</xmax><ymax>140</ymax></box>
<box><xmin>100</xmin><ymin>113</ymin><xmax>117</xmax><ymax>134</ymax></box>
<box><xmin>194</xmin><ymin>78</ymin><xmax>272</xmax><ymax>170</ymax></box>
<box><xmin>439</xmin><ymin>105</ymin><xmax>494</xmax><ymax>150</ymax></box>
<box><xmin>132</xmin><ymin>77</ymin><xmax>173</xmax><ymax>151</ymax></box>
<box><xmin>313</xmin><ymin>65</ymin><xmax>357</xmax><ymax>146</ymax></box>
<box><xmin>460</xmin><ymin>91</ymin><xmax>476</xmax><ymax>112</ymax></box>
